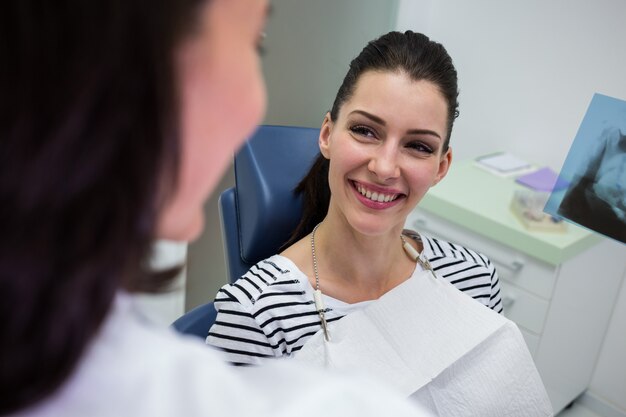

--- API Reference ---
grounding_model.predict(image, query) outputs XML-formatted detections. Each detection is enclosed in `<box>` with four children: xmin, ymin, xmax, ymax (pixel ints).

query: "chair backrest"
<box><xmin>219</xmin><ymin>125</ymin><xmax>320</xmax><ymax>283</ymax></box>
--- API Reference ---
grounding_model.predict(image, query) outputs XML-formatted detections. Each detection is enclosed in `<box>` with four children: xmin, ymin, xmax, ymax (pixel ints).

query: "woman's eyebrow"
<box><xmin>407</xmin><ymin>128</ymin><xmax>441</xmax><ymax>140</ymax></box>
<box><xmin>350</xmin><ymin>109</ymin><xmax>386</xmax><ymax>126</ymax></box>
<box><xmin>350</xmin><ymin>109</ymin><xmax>441</xmax><ymax>139</ymax></box>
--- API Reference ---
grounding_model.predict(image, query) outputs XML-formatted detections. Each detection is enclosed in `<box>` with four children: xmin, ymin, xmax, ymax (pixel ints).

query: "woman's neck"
<box><xmin>311</xmin><ymin>215</ymin><xmax>417</xmax><ymax>303</ymax></box>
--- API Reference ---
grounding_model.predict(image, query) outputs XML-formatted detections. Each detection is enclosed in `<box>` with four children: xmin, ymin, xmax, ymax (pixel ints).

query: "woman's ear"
<box><xmin>319</xmin><ymin>112</ymin><xmax>333</xmax><ymax>159</ymax></box>
<box><xmin>432</xmin><ymin>147</ymin><xmax>453</xmax><ymax>186</ymax></box>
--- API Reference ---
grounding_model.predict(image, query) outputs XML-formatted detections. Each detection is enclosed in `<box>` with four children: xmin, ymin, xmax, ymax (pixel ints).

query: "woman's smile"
<box><xmin>350</xmin><ymin>179</ymin><xmax>405</xmax><ymax>210</ymax></box>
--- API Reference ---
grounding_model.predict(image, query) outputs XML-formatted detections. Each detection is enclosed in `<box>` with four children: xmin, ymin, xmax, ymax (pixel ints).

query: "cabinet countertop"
<box><xmin>418</xmin><ymin>160</ymin><xmax>600</xmax><ymax>265</ymax></box>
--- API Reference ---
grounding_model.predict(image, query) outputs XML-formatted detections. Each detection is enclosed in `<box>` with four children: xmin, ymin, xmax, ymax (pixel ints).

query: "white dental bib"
<box><xmin>294</xmin><ymin>269</ymin><xmax>553</xmax><ymax>416</ymax></box>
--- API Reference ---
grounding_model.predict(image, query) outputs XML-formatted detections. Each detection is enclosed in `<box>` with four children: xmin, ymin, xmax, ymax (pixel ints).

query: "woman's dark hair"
<box><xmin>283</xmin><ymin>31</ymin><xmax>459</xmax><ymax>248</ymax></box>
<box><xmin>0</xmin><ymin>0</ymin><xmax>204</xmax><ymax>412</ymax></box>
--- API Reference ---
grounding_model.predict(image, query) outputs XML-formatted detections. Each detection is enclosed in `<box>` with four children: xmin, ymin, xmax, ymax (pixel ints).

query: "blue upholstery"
<box><xmin>172</xmin><ymin>125</ymin><xmax>320</xmax><ymax>338</ymax></box>
<box><xmin>171</xmin><ymin>302</ymin><xmax>217</xmax><ymax>337</ymax></box>
<box><xmin>218</xmin><ymin>187</ymin><xmax>244</xmax><ymax>282</ymax></box>
<box><xmin>220</xmin><ymin>125</ymin><xmax>321</xmax><ymax>282</ymax></box>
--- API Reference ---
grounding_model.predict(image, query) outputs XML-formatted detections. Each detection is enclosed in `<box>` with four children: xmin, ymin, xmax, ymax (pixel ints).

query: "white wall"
<box><xmin>397</xmin><ymin>0</ymin><xmax>626</xmax><ymax>171</ymax></box>
<box><xmin>396</xmin><ymin>0</ymin><xmax>626</xmax><ymax>411</ymax></box>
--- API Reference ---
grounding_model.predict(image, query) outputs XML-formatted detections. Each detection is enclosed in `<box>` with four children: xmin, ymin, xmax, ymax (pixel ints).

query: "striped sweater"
<box><xmin>206</xmin><ymin>232</ymin><xmax>503</xmax><ymax>365</ymax></box>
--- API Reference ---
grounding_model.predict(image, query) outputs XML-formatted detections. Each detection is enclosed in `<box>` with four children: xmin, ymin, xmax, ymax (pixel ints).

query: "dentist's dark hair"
<box><xmin>0</xmin><ymin>0</ymin><xmax>205</xmax><ymax>412</ymax></box>
<box><xmin>283</xmin><ymin>31</ymin><xmax>459</xmax><ymax>248</ymax></box>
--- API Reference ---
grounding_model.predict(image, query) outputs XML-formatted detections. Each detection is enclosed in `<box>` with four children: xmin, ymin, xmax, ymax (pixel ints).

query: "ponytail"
<box><xmin>281</xmin><ymin>154</ymin><xmax>330</xmax><ymax>248</ymax></box>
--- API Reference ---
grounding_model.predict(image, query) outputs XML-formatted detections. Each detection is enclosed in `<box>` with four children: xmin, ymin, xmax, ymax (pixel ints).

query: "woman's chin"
<box><xmin>347</xmin><ymin>216</ymin><xmax>405</xmax><ymax>238</ymax></box>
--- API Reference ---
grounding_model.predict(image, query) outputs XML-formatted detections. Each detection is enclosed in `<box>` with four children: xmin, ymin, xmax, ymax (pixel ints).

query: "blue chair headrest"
<box><xmin>234</xmin><ymin>125</ymin><xmax>320</xmax><ymax>263</ymax></box>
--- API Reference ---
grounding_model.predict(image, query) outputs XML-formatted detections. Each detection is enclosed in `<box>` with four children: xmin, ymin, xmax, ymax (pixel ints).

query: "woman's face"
<box><xmin>158</xmin><ymin>0</ymin><xmax>269</xmax><ymax>241</ymax></box>
<box><xmin>320</xmin><ymin>70</ymin><xmax>452</xmax><ymax>237</ymax></box>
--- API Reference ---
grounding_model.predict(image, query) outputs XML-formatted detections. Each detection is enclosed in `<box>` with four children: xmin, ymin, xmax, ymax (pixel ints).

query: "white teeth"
<box><xmin>355</xmin><ymin>183</ymin><xmax>397</xmax><ymax>203</ymax></box>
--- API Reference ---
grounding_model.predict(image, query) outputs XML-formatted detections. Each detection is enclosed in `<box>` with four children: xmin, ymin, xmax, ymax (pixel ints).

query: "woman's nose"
<box><xmin>368</xmin><ymin>146</ymin><xmax>401</xmax><ymax>181</ymax></box>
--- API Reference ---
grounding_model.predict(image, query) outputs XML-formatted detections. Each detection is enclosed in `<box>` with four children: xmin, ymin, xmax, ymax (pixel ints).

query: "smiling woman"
<box><xmin>206</xmin><ymin>30</ymin><xmax>503</xmax><ymax>361</ymax></box>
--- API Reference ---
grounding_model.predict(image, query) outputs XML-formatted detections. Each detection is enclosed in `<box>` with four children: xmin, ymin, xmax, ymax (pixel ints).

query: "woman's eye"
<box><xmin>350</xmin><ymin>125</ymin><xmax>377</xmax><ymax>138</ymax></box>
<box><xmin>406</xmin><ymin>141</ymin><xmax>434</xmax><ymax>154</ymax></box>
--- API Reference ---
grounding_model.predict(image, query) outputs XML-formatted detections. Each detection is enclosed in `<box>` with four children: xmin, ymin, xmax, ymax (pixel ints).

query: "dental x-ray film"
<box><xmin>545</xmin><ymin>93</ymin><xmax>626</xmax><ymax>244</ymax></box>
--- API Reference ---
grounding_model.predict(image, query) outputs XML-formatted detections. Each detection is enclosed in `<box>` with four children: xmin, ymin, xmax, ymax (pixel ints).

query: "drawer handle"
<box><xmin>412</xmin><ymin>218</ymin><xmax>525</xmax><ymax>273</ymax></box>
<box><xmin>492</xmin><ymin>259</ymin><xmax>525</xmax><ymax>272</ymax></box>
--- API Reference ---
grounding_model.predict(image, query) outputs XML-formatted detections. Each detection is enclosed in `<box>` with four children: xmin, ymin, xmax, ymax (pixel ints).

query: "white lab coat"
<box><xmin>10</xmin><ymin>292</ymin><xmax>429</xmax><ymax>417</ymax></box>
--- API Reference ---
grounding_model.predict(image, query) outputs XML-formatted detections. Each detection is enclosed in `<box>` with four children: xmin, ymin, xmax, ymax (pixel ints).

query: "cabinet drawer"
<box><xmin>407</xmin><ymin>208</ymin><xmax>557</xmax><ymax>300</ymax></box>
<box><xmin>499</xmin><ymin>280</ymin><xmax>549</xmax><ymax>335</ymax></box>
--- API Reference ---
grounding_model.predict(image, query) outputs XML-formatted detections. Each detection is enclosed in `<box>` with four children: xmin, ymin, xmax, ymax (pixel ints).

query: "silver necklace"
<box><xmin>310</xmin><ymin>223</ymin><xmax>330</xmax><ymax>341</ymax></box>
<box><xmin>310</xmin><ymin>223</ymin><xmax>431</xmax><ymax>342</ymax></box>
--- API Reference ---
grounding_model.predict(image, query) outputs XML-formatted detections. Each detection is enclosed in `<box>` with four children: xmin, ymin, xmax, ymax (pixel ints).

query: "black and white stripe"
<box><xmin>422</xmin><ymin>235</ymin><xmax>503</xmax><ymax>313</ymax></box>
<box><xmin>206</xmin><ymin>231</ymin><xmax>503</xmax><ymax>365</ymax></box>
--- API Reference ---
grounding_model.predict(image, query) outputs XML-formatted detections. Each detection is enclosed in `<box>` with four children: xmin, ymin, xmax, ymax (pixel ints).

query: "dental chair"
<box><xmin>172</xmin><ymin>125</ymin><xmax>321</xmax><ymax>338</ymax></box>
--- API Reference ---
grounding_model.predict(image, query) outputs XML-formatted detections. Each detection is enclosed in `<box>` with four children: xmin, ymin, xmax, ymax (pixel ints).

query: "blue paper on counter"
<box><xmin>516</xmin><ymin>167</ymin><xmax>569</xmax><ymax>192</ymax></box>
<box><xmin>544</xmin><ymin>93</ymin><xmax>626</xmax><ymax>245</ymax></box>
